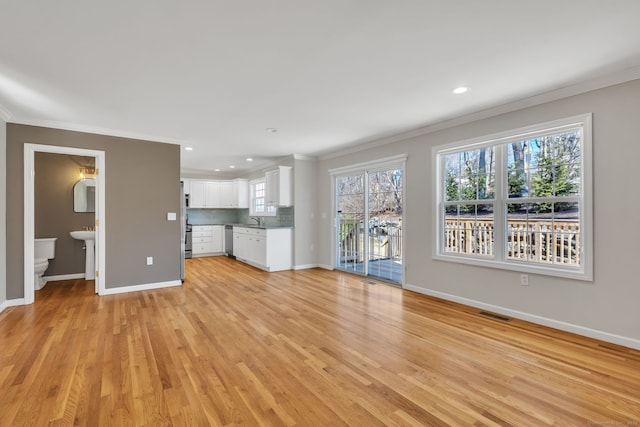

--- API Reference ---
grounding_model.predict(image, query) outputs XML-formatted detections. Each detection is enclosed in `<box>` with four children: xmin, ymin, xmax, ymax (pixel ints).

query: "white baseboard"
<box><xmin>44</xmin><ymin>273</ymin><xmax>85</xmax><ymax>281</ymax></box>
<box><xmin>404</xmin><ymin>284</ymin><xmax>640</xmax><ymax>351</ymax></box>
<box><xmin>36</xmin><ymin>273</ymin><xmax>86</xmax><ymax>291</ymax></box>
<box><xmin>293</xmin><ymin>264</ymin><xmax>319</xmax><ymax>270</ymax></box>
<box><xmin>2</xmin><ymin>298</ymin><xmax>27</xmax><ymax>309</ymax></box>
<box><xmin>100</xmin><ymin>280</ymin><xmax>182</xmax><ymax>296</ymax></box>
<box><xmin>318</xmin><ymin>264</ymin><xmax>334</xmax><ymax>270</ymax></box>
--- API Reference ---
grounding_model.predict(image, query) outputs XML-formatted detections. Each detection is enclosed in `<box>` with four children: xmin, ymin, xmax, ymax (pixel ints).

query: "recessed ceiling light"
<box><xmin>185</xmin><ymin>146</ymin><xmax>193</xmax><ymax>151</ymax></box>
<box><xmin>214</xmin><ymin>168</ymin><xmax>220</xmax><ymax>172</ymax></box>
<box><xmin>229</xmin><ymin>165</ymin><xmax>236</xmax><ymax>169</ymax></box>
<box><xmin>266</xmin><ymin>128</ymin><xmax>278</xmax><ymax>133</ymax></box>
<box><xmin>453</xmin><ymin>86</ymin><xmax>468</xmax><ymax>94</ymax></box>
<box><xmin>246</xmin><ymin>158</ymin><xmax>253</xmax><ymax>162</ymax></box>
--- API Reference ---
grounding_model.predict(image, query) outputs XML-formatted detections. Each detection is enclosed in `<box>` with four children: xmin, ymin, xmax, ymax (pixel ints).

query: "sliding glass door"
<box><xmin>335</xmin><ymin>165</ymin><xmax>404</xmax><ymax>284</ymax></box>
<box><xmin>366</xmin><ymin>169</ymin><xmax>403</xmax><ymax>283</ymax></box>
<box><xmin>336</xmin><ymin>174</ymin><xmax>365</xmax><ymax>274</ymax></box>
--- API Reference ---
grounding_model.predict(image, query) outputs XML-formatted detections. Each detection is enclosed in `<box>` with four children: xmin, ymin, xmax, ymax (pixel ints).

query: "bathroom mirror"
<box><xmin>73</xmin><ymin>178</ymin><xmax>96</xmax><ymax>213</ymax></box>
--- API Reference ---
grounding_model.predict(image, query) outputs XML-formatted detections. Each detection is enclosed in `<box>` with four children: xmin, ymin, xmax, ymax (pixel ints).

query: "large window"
<box><xmin>434</xmin><ymin>114</ymin><xmax>592</xmax><ymax>280</ymax></box>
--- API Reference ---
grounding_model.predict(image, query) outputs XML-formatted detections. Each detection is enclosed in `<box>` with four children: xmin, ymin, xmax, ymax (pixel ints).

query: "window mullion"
<box><xmin>494</xmin><ymin>144</ymin><xmax>506</xmax><ymax>262</ymax></box>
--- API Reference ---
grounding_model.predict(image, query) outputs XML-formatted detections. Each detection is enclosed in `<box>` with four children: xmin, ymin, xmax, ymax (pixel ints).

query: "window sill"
<box><xmin>432</xmin><ymin>253</ymin><xmax>592</xmax><ymax>282</ymax></box>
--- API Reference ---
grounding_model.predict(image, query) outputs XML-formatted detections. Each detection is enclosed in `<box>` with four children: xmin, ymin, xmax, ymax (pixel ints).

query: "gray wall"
<box><xmin>0</xmin><ymin>117</ymin><xmax>5</xmax><ymax>304</ymax></box>
<box><xmin>6</xmin><ymin>124</ymin><xmax>181</xmax><ymax>298</ymax></box>
<box><xmin>34</xmin><ymin>152</ymin><xmax>94</xmax><ymax>276</ymax></box>
<box><xmin>317</xmin><ymin>78</ymin><xmax>640</xmax><ymax>342</ymax></box>
<box><xmin>293</xmin><ymin>157</ymin><xmax>318</xmax><ymax>268</ymax></box>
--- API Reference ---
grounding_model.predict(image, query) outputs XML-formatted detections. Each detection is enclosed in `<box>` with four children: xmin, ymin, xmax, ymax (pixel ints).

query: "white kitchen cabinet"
<box><xmin>190</xmin><ymin>180</ymin><xmax>206</xmax><ymax>208</ymax></box>
<box><xmin>265</xmin><ymin>166</ymin><xmax>293</xmax><ymax>207</ymax></box>
<box><xmin>233</xmin><ymin>227</ymin><xmax>291</xmax><ymax>271</ymax></box>
<box><xmin>219</xmin><ymin>181</ymin><xmax>233</xmax><ymax>207</ymax></box>
<box><xmin>232</xmin><ymin>178</ymin><xmax>249</xmax><ymax>208</ymax></box>
<box><xmin>186</xmin><ymin>179</ymin><xmax>249</xmax><ymax>208</ymax></box>
<box><xmin>204</xmin><ymin>182</ymin><xmax>221</xmax><ymax>207</ymax></box>
<box><xmin>192</xmin><ymin>225</ymin><xmax>224</xmax><ymax>256</ymax></box>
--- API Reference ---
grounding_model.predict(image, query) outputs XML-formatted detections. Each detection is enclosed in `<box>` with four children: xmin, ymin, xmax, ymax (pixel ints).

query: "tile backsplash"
<box><xmin>188</xmin><ymin>207</ymin><xmax>294</xmax><ymax>227</ymax></box>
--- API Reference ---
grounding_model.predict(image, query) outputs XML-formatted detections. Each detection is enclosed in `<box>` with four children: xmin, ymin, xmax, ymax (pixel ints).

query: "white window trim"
<box><xmin>432</xmin><ymin>114</ymin><xmax>593</xmax><ymax>281</ymax></box>
<box><xmin>249</xmin><ymin>178</ymin><xmax>276</xmax><ymax>217</ymax></box>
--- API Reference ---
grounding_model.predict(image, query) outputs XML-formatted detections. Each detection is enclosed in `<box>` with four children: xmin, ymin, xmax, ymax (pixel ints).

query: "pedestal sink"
<box><xmin>70</xmin><ymin>230</ymin><xmax>96</xmax><ymax>280</ymax></box>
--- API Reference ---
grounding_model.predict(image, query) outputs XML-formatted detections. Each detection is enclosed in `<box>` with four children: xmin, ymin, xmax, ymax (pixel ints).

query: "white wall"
<box><xmin>0</xmin><ymin>117</ymin><xmax>6</xmax><ymax>306</ymax></box>
<box><xmin>317</xmin><ymin>79</ymin><xmax>640</xmax><ymax>347</ymax></box>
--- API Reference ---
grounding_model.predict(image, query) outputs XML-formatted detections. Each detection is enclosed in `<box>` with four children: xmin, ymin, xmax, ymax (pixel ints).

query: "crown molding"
<box><xmin>318</xmin><ymin>65</ymin><xmax>640</xmax><ymax>161</ymax></box>
<box><xmin>7</xmin><ymin>116</ymin><xmax>184</xmax><ymax>146</ymax></box>
<box><xmin>292</xmin><ymin>153</ymin><xmax>317</xmax><ymax>161</ymax></box>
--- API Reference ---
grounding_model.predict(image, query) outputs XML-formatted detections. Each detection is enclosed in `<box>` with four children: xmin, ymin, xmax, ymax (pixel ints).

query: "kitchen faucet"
<box><xmin>251</xmin><ymin>216</ymin><xmax>261</xmax><ymax>226</ymax></box>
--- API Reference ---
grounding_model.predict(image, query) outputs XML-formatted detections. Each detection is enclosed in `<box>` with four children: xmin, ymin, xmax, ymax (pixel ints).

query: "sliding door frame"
<box><xmin>330</xmin><ymin>154</ymin><xmax>407</xmax><ymax>286</ymax></box>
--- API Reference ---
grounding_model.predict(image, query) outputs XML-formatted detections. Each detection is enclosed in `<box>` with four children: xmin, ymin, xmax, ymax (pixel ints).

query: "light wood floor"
<box><xmin>1</xmin><ymin>257</ymin><xmax>639</xmax><ymax>426</ymax></box>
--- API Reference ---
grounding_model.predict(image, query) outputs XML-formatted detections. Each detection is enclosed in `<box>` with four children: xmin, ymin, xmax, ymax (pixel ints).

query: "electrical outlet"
<box><xmin>167</xmin><ymin>212</ymin><xmax>177</xmax><ymax>221</ymax></box>
<box><xmin>520</xmin><ymin>274</ymin><xmax>529</xmax><ymax>286</ymax></box>
<box><xmin>146</xmin><ymin>256</ymin><xmax>153</xmax><ymax>266</ymax></box>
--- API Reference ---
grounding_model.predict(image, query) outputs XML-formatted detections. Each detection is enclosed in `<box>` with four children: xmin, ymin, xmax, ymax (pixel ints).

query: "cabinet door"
<box><xmin>212</xmin><ymin>226</ymin><xmax>223</xmax><ymax>252</ymax></box>
<box><xmin>234</xmin><ymin>233</ymin><xmax>245</xmax><ymax>259</ymax></box>
<box><xmin>219</xmin><ymin>181</ymin><xmax>233</xmax><ymax>207</ymax></box>
<box><xmin>265</xmin><ymin>166</ymin><xmax>293</xmax><ymax>207</ymax></box>
<box><xmin>233</xmin><ymin>179</ymin><xmax>249</xmax><ymax>208</ymax></box>
<box><xmin>253</xmin><ymin>236</ymin><xmax>267</xmax><ymax>266</ymax></box>
<box><xmin>204</xmin><ymin>181</ymin><xmax>221</xmax><ymax>207</ymax></box>
<box><xmin>265</xmin><ymin>170</ymin><xmax>279</xmax><ymax>205</ymax></box>
<box><xmin>190</xmin><ymin>180</ymin><xmax>206</xmax><ymax>208</ymax></box>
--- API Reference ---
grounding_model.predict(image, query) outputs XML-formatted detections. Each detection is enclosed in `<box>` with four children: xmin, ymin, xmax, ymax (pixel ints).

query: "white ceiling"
<box><xmin>2</xmin><ymin>1</ymin><xmax>640</xmax><ymax>176</ymax></box>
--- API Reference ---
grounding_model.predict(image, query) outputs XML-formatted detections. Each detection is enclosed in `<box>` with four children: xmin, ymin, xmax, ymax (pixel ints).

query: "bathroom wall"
<box><xmin>6</xmin><ymin>124</ymin><xmax>181</xmax><ymax>298</ymax></box>
<box><xmin>34</xmin><ymin>152</ymin><xmax>94</xmax><ymax>277</ymax></box>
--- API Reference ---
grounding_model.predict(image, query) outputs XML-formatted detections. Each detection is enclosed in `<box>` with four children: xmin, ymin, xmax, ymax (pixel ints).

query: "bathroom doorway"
<box><xmin>24</xmin><ymin>144</ymin><xmax>106</xmax><ymax>304</ymax></box>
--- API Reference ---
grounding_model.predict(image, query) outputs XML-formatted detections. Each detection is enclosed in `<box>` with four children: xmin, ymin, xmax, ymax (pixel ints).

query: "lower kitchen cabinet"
<box><xmin>233</xmin><ymin>227</ymin><xmax>292</xmax><ymax>272</ymax></box>
<box><xmin>192</xmin><ymin>225</ymin><xmax>224</xmax><ymax>257</ymax></box>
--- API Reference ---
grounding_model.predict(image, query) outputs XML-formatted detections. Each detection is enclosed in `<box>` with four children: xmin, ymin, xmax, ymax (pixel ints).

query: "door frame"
<box><xmin>329</xmin><ymin>154</ymin><xmax>407</xmax><ymax>286</ymax></box>
<box><xmin>24</xmin><ymin>144</ymin><xmax>106</xmax><ymax>303</ymax></box>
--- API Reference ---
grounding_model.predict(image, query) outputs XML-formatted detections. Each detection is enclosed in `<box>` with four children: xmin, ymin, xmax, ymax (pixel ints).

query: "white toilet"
<box><xmin>34</xmin><ymin>238</ymin><xmax>57</xmax><ymax>290</ymax></box>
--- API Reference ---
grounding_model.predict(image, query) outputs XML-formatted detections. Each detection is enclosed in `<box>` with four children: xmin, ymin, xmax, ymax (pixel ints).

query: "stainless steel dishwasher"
<box><xmin>224</xmin><ymin>225</ymin><xmax>235</xmax><ymax>258</ymax></box>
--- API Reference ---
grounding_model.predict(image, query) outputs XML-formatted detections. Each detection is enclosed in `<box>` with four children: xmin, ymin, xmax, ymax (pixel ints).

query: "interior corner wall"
<box><xmin>0</xmin><ymin>117</ymin><xmax>6</xmax><ymax>304</ymax></box>
<box><xmin>293</xmin><ymin>158</ymin><xmax>318</xmax><ymax>268</ymax></box>
<box><xmin>316</xmin><ymin>78</ymin><xmax>640</xmax><ymax>344</ymax></box>
<box><xmin>6</xmin><ymin>124</ymin><xmax>181</xmax><ymax>299</ymax></box>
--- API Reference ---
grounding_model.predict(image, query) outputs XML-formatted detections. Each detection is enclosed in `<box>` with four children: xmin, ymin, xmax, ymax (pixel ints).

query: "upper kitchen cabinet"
<box><xmin>265</xmin><ymin>166</ymin><xmax>293</xmax><ymax>207</ymax></box>
<box><xmin>190</xmin><ymin>180</ymin><xmax>220</xmax><ymax>208</ymax></box>
<box><xmin>219</xmin><ymin>181</ymin><xmax>233</xmax><ymax>207</ymax></box>
<box><xmin>233</xmin><ymin>178</ymin><xmax>249</xmax><ymax>208</ymax></box>
<box><xmin>190</xmin><ymin>180</ymin><xmax>206</xmax><ymax>207</ymax></box>
<box><xmin>186</xmin><ymin>178</ymin><xmax>249</xmax><ymax>208</ymax></box>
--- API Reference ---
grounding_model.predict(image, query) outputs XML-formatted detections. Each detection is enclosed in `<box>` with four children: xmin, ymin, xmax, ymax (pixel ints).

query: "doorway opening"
<box><xmin>24</xmin><ymin>144</ymin><xmax>106</xmax><ymax>304</ymax></box>
<box><xmin>333</xmin><ymin>156</ymin><xmax>405</xmax><ymax>285</ymax></box>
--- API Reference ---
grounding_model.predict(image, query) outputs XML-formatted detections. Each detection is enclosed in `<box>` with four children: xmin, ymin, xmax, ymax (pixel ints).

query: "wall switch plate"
<box><xmin>167</xmin><ymin>212</ymin><xmax>177</xmax><ymax>221</ymax></box>
<box><xmin>520</xmin><ymin>274</ymin><xmax>529</xmax><ymax>286</ymax></box>
<box><xmin>146</xmin><ymin>257</ymin><xmax>153</xmax><ymax>266</ymax></box>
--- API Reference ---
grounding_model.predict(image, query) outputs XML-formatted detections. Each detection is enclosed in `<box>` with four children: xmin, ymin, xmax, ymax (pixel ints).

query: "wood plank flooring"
<box><xmin>1</xmin><ymin>256</ymin><xmax>639</xmax><ymax>426</ymax></box>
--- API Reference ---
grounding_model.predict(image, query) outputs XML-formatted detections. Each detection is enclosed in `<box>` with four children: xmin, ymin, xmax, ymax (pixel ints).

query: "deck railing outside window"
<box><xmin>338</xmin><ymin>215</ymin><xmax>402</xmax><ymax>264</ymax></box>
<box><xmin>444</xmin><ymin>219</ymin><xmax>580</xmax><ymax>265</ymax></box>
